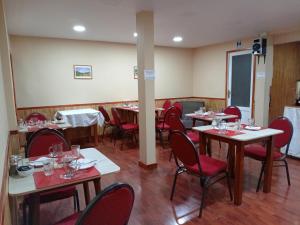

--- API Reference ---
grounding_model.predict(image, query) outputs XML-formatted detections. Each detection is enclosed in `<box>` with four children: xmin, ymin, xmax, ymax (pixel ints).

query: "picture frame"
<box><xmin>134</xmin><ymin>66</ymin><xmax>138</xmax><ymax>79</ymax></box>
<box><xmin>74</xmin><ymin>65</ymin><xmax>92</xmax><ymax>79</ymax></box>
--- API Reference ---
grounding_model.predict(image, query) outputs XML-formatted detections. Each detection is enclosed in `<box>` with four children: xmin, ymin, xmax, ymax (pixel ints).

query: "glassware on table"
<box><xmin>218</xmin><ymin>120</ymin><xmax>227</xmax><ymax>134</ymax></box>
<box><xmin>236</xmin><ymin>119</ymin><xmax>241</xmax><ymax>131</ymax></box>
<box><xmin>71</xmin><ymin>145</ymin><xmax>80</xmax><ymax>159</ymax></box>
<box><xmin>248</xmin><ymin>118</ymin><xmax>255</xmax><ymax>126</ymax></box>
<box><xmin>60</xmin><ymin>154</ymin><xmax>78</xmax><ymax>179</ymax></box>
<box><xmin>211</xmin><ymin>118</ymin><xmax>217</xmax><ymax>129</ymax></box>
<box><xmin>43</xmin><ymin>158</ymin><xmax>54</xmax><ymax>176</ymax></box>
<box><xmin>49</xmin><ymin>143</ymin><xmax>64</xmax><ymax>158</ymax></box>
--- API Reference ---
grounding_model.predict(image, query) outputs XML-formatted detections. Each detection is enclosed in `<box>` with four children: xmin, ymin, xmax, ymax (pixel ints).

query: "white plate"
<box><xmin>53</xmin><ymin>120</ymin><xmax>65</xmax><ymax>124</ymax></box>
<box><xmin>70</xmin><ymin>158</ymin><xmax>96</xmax><ymax>170</ymax></box>
<box><xmin>215</xmin><ymin>113</ymin><xmax>226</xmax><ymax>116</ymax></box>
<box><xmin>244</xmin><ymin>126</ymin><xmax>262</xmax><ymax>131</ymax></box>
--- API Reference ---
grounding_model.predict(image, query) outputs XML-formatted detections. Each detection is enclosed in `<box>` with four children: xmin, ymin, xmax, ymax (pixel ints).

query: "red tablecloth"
<box><xmin>205</xmin><ymin>129</ymin><xmax>245</xmax><ymax>137</ymax></box>
<box><xmin>33</xmin><ymin>167</ymin><xmax>100</xmax><ymax>189</ymax></box>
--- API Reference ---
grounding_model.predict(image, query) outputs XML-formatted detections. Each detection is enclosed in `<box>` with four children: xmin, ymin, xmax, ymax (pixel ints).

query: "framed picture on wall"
<box><xmin>74</xmin><ymin>65</ymin><xmax>92</xmax><ymax>79</ymax></box>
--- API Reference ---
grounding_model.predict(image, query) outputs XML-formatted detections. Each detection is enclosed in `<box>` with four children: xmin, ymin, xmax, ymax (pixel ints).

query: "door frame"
<box><xmin>225</xmin><ymin>49</ymin><xmax>256</xmax><ymax>118</ymax></box>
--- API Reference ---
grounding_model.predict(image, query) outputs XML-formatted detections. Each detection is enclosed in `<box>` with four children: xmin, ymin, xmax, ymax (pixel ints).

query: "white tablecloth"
<box><xmin>56</xmin><ymin>108</ymin><xmax>104</xmax><ymax>128</ymax></box>
<box><xmin>282</xmin><ymin>106</ymin><xmax>300</xmax><ymax>158</ymax></box>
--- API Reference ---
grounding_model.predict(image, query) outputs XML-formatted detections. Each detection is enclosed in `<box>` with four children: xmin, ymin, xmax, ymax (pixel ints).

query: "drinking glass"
<box><xmin>57</xmin><ymin>143</ymin><xmax>63</xmax><ymax>157</ymax></box>
<box><xmin>71</xmin><ymin>145</ymin><xmax>80</xmax><ymax>159</ymax></box>
<box><xmin>236</xmin><ymin>119</ymin><xmax>241</xmax><ymax>131</ymax></box>
<box><xmin>49</xmin><ymin>144</ymin><xmax>58</xmax><ymax>157</ymax></box>
<box><xmin>211</xmin><ymin>118</ymin><xmax>217</xmax><ymax>129</ymax></box>
<box><xmin>60</xmin><ymin>155</ymin><xmax>77</xmax><ymax>179</ymax></box>
<box><xmin>218</xmin><ymin>120</ymin><xmax>227</xmax><ymax>134</ymax></box>
<box><xmin>43</xmin><ymin>159</ymin><xmax>54</xmax><ymax>176</ymax></box>
<box><xmin>248</xmin><ymin>118</ymin><xmax>255</xmax><ymax>126</ymax></box>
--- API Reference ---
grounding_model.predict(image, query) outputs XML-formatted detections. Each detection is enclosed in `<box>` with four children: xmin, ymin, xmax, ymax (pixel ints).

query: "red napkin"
<box><xmin>33</xmin><ymin>167</ymin><xmax>100</xmax><ymax>189</ymax></box>
<box><xmin>205</xmin><ymin>129</ymin><xmax>245</xmax><ymax>137</ymax></box>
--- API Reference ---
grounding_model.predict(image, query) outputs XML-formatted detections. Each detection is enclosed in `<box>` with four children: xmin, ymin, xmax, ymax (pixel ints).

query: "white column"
<box><xmin>0</xmin><ymin>0</ymin><xmax>17</xmax><ymax>129</ymax></box>
<box><xmin>136</xmin><ymin>11</ymin><xmax>157</xmax><ymax>168</ymax></box>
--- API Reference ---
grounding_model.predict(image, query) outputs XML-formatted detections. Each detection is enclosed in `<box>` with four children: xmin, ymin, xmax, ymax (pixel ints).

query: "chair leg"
<box><xmin>101</xmin><ymin>125</ymin><xmax>106</xmax><ymax>143</ymax></box>
<box><xmin>199</xmin><ymin>183</ymin><xmax>208</xmax><ymax>218</ymax></box>
<box><xmin>256</xmin><ymin>161</ymin><xmax>265</xmax><ymax>192</ymax></box>
<box><xmin>170</xmin><ymin>170</ymin><xmax>179</xmax><ymax>200</ymax></box>
<box><xmin>159</xmin><ymin>130</ymin><xmax>165</xmax><ymax>148</ymax></box>
<box><xmin>283</xmin><ymin>159</ymin><xmax>291</xmax><ymax>186</ymax></box>
<box><xmin>74</xmin><ymin>190</ymin><xmax>80</xmax><ymax>211</ymax></box>
<box><xmin>169</xmin><ymin>151</ymin><xmax>173</xmax><ymax>161</ymax></box>
<box><xmin>22</xmin><ymin>201</ymin><xmax>27</xmax><ymax>225</ymax></box>
<box><xmin>226</xmin><ymin>172</ymin><xmax>233</xmax><ymax>201</ymax></box>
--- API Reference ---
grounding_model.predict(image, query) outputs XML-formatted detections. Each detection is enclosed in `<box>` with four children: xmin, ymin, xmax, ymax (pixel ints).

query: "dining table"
<box><xmin>55</xmin><ymin>108</ymin><xmax>105</xmax><ymax>146</ymax></box>
<box><xmin>116</xmin><ymin>105</ymin><xmax>164</xmax><ymax>123</ymax></box>
<box><xmin>193</xmin><ymin>124</ymin><xmax>283</xmax><ymax>205</ymax></box>
<box><xmin>9</xmin><ymin>147</ymin><xmax>120</xmax><ymax>225</ymax></box>
<box><xmin>18</xmin><ymin>120</ymin><xmax>72</xmax><ymax>134</ymax></box>
<box><xmin>185</xmin><ymin>112</ymin><xmax>238</xmax><ymax>126</ymax></box>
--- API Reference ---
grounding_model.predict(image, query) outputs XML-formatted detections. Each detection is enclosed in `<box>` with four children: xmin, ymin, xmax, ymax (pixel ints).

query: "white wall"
<box><xmin>10</xmin><ymin>36</ymin><xmax>193</xmax><ymax>108</ymax></box>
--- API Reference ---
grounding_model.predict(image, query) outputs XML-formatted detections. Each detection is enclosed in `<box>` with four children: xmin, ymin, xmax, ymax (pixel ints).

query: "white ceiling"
<box><xmin>5</xmin><ymin>0</ymin><xmax>300</xmax><ymax>48</ymax></box>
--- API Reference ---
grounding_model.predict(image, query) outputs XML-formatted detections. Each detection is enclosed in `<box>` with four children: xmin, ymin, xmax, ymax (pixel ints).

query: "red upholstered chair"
<box><xmin>55</xmin><ymin>182</ymin><xmax>135</xmax><ymax>225</ymax></box>
<box><xmin>111</xmin><ymin>108</ymin><xmax>138</xmax><ymax>149</ymax></box>
<box><xmin>169</xmin><ymin>131</ymin><xmax>232</xmax><ymax>217</ymax></box>
<box><xmin>168</xmin><ymin>112</ymin><xmax>200</xmax><ymax>160</ymax></box>
<box><xmin>158</xmin><ymin>99</ymin><xmax>172</xmax><ymax>122</ymax></box>
<box><xmin>244</xmin><ymin>116</ymin><xmax>293</xmax><ymax>192</ymax></box>
<box><xmin>223</xmin><ymin>106</ymin><xmax>241</xmax><ymax>122</ymax></box>
<box><xmin>25</xmin><ymin>112</ymin><xmax>47</xmax><ymax>123</ymax></box>
<box><xmin>23</xmin><ymin>129</ymin><xmax>79</xmax><ymax>225</ymax></box>
<box><xmin>98</xmin><ymin>105</ymin><xmax>117</xmax><ymax>142</ymax></box>
<box><xmin>156</xmin><ymin>106</ymin><xmax>181</xmax><ymax>148</ymax></box>
<box><xmin>173</xmin><ymin>101</ymin><xmax>183</xmax><ymax>118</ymax></box>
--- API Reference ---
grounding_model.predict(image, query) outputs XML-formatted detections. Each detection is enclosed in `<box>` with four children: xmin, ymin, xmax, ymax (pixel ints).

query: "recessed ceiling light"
<box><xmin>73</xmin><ymin>25</ymin><xmax>86</xmax><ymax>32</ymax></box>
<box><xmin>133</xmin><ymin>32</ymin><xmax>138</xmax><ymax>37</ymax></box>
<box><xmin>173</xmin><ymin>36</ymin><xmax>183</xmax><ymax>42</ymax></box>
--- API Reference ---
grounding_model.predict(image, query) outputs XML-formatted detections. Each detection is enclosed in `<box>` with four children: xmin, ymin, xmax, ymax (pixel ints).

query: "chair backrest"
<box><xmin>168</xmin><ymin>113</ymin><xmax>185</xmax><ymax>133</ymax></box>
<box><xmin>162</xmin><ymin>100</ymin><xmax>171</xmax><ymax>111</ymax></box>
<box><xmin>25</xmin><ymin>112</ymin><xmax>47</xmax><ymax>123</ymax></box>
<box><xmin>269</xmin><ymin>116</ymin><xmax>293</xmax><ymax>152</ymax></box>
<box><xmin>170</xmin><ymin>131</ymin><xmax>201</xmax><ymax>174</ymax></box>
<box><xmin>223</xmin><ymin>106</ymin><xmax>241</xmax><ymax>122</ymax></box>
<box><xmin>164</xmin><ymin>106</ymin><xmax>182</xmax><ymax>127</ymax></box>
<box><xmin>98</xmin><ymin>106</ymin><xmax>111</xmax><ymax>123</ymax></box>
<box><xmin>76</xmin><ymin>182</ymin><xmax>135</xmax><ymax>225</ymax></box>
<box><xmin>111</xmin><ymin>108</ymin><xmax>121</xmax><ymax>126</ymax></box>
<box><xmin>26</xmin><ymin>128</ymin><xmax>70</xmax><ymax>157</ymax></box>
<box><xmin>173</xmin><ymin>102</ymin><xmax>183</xmax><ymax>118</ymax></box>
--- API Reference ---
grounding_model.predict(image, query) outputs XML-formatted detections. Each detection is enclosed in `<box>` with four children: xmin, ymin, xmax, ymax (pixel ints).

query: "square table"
<box><xmin>55</xmin><ymin>109</ymin><xmax>105</xmax><ymax>146</ymax></box>
<box><xmin>186</xmin><ymin>112</ymin><xmax>238</xmax><ymax>126</ymax></box>
<box><xmin>116</xmin><ymin>106</ymin><xmax>164</xmax><ymax>123</ymax></box>
<box><xmin>18</xmin><ymin>121</ymin><xmax>72</xmax><ymax>134</ymax></box>
<box><xmin>193</xmin><ymin>125</ymin><xmax>283</xmax><ymax>205</ymax></box>
<box><xmin>9</xmin><ymin>148</ymin><xmax>120</xmax><ymax>225</ymax></box>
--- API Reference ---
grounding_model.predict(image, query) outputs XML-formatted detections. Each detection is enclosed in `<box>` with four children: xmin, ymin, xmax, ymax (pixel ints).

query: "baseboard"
<box><xmin>138</xmin><ymin>161</ymin><xmax>158</xmax><ymax>170</ymax></box>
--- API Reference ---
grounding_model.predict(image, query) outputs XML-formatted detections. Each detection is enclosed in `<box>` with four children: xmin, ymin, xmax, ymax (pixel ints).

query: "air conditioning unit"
<box><xmin>252</xmin><ymin>38</ymin><xmax>267</xmax><ymax>56</ymax></box>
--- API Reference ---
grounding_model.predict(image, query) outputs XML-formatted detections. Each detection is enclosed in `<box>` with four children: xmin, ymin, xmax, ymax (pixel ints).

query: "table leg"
<box><xmin>234</xmin><ymin>143</ymin><xmax>244</xmax><ymax>205</ymax></box>
<box><xmin>93</xmin><ymin>178</ymin><xmax>101</xmax><ymax>194</ymax></box>
<box><xmin>9</xmin><ymin>196</ymin><xmax>20</xmax><ymax>225</ymax></box>
<box><xmin>93</xmin><ymin>124</ymin><xmax>98</xmax><ymax>146</ymax></box>
<box><xmin>263</xmin><ymin>137</ymin><xmax>274</xmax><ymax>193</ymax></box>
<box><xmin>28</xmin><ymin>194</ymin><xmax>40</xmax><ymax>225</ymax></box>
<box><xmin>199</xmin><ymin>133</ymin><xmax>206</xmax><ymax>155</ymax></box>
<box><xmin>83</xmin><ymin>182</ymin><xmax>91</xmax><ymax>205</ymax></box>
<box><xmin>228</xmin><ymin>143</ymin><xmax>235</xmax><ymax>177</ymax></box>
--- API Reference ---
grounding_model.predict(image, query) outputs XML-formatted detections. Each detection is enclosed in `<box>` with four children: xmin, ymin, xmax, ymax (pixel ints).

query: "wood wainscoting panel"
<box><xmin>270</xmin><ymin>42</ymin><xmax>300</xmax><ymax>122</ymax></box>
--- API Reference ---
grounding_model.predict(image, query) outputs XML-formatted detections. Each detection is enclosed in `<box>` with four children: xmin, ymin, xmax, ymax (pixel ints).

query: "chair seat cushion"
<box><xmin>121</xmin><ymin>123</ymin><xmax>138</xmax><ymax>131</ymax></box>
<box><xmin>186</xmin><ymin>131</ymin><xmax>200</xmax><ymax>143</ymax></box>
<box><xmin>39</xmin><ymin>186</ymin><xmax>77</xmax><ymax>203</ymax></box>
<box><xmin>55</xmin><ymin>212</ymin><xmax>80</xmax><ymax>225</ymax></box>
<box><xmin>186</xmin><ymin>155</ymin><xmax>227</xmax><ymax>177</ymax></box>
<box><xmin>109</xmin><ymin>119</ymin><xmax>116</xmax><ymax>126</ymax></box>
<box><xmin>245</xmin><ymin>144</ymin><xmax>283</xmax><ymax>160</ymax></box>
<box><xmin>156</xmin><ymin>123</ymin><xmax>170</xmax><ymax>130</ymax></box>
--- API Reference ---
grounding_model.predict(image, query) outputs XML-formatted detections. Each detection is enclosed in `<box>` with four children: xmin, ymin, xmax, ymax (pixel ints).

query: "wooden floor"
<box><xmin>38</xmin><ymin>138</ymin><xmax>300</xmax><ymax>225</ymax></box>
